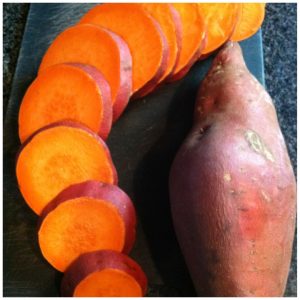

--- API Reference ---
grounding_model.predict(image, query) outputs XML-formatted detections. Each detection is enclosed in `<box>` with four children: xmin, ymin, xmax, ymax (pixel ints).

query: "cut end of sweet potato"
<box><xmin>231</xmin><ymin>3</ymin><xmax>266</xmax><ymax>42</ymax></box>
<box><xmin>198</xmin><ymin>3</ymin><xmax>241</xmax><ymax>55</ymax></box>
<box><xmin>61</xmin><ymin>250</ymin><xmax>148</xmax><ymax>297</ymax></box>
<box><xmin>80</xmin><ymin>4</ymin><xmax>168</xmax><ymax>94</ymax></box>
<box><xmin>140</xmin><ymin>3</ymin><xmax>181</xmax><ymax>82</ymax></box>
<box><xmin>19</xmin><ymin>63</ymin><xmax>112</xmax><ymax>142</ymax></box>
<box><xmin>169</xmin><ymin>3</ymin><xmax>206</xmax><ymax>79</ymax></box>
<box><xmin>38</xmin><ymin>197</ymin><xmax>125</xmax><ymax>272</ymax></box>
<box><xmin>39</xmin><ymin>24</ymin><xmax>132</xmax><ymax>122</ymax></box>
<box><xmin>16</xmin><ymin>121</ymin><xmax>117</xmax><ymax>215</ymax></box>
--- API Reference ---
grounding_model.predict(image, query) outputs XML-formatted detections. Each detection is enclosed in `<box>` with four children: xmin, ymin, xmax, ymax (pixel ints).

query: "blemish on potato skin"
<box><xmin>245</xmin><ymin>130</ymin><xmax>275</xmax><ymax>162</ymax></box>
<box><xmin>261</xmin><ymin>190</ymin><xmax>271</xmax><ymax>203</ymax></box>
<box><xmin>224</xmin><ymin>173</ymin><xmax>231</xmax><ymax>181</ymax></box>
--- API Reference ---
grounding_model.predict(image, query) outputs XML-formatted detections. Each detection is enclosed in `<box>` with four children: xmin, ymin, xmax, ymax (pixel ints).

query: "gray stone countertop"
<box><xmin>3</xmin><ymin>3</ymin><xmax>297</xmax><ymax>297</ymax></box>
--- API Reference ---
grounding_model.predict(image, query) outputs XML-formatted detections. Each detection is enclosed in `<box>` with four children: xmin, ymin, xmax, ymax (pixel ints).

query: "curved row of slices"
<box><xmin>15</xmin><ymin>3</ymin><xmax>266</xmax><ymax>297</ymax></box>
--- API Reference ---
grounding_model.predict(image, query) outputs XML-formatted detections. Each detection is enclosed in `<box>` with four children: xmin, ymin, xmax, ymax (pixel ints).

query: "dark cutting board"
<box><xmin>4</xmin><ymin>4</ymin><xmax>265</xmax><ymax>297</ymax></box>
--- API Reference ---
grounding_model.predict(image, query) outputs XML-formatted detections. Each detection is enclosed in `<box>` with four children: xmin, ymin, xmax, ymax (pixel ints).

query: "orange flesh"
<box><xmin>140</xmin><ymin>3</ymin><xmax>178</xmax><ymax>80</ymax></box>
<box><xmin>39</xmin><ymin>198</ymin><xmax>125</xmax><ymax>272</ymax></box>
<box><xmin>80</xmin><ymin>4</ymin><xmax>165</xmax><ymax>92</ymax></box>
<box><xmin>39</xmin><ymin>24</ymin><xmax>121</xmax><ymax>105</ymax></box>
<box><xmin>74</xmin><ymin>268</ymin><xmax>142</xmax><ymax>297</ymax></box>
<box><xmin>19</xmin><ymin>64</ymin><xmax>103</xmax><ymax>143</ymax></box>
<box><xmin>198</xmin><ymin>3</ymin><xmax>240</xmax><ymax>54</ymax></box>
<box><xmin>231</xmin><ymin>3</ymin><xmax>266</xmax><ymax>42</ymax></box>
<box><xmin>172</xmin><ymin>3</ymin><xmax>205</xmax><ymax>74</ymax></box>
<box><xmin>16</xmin><ymin>126</ymin><xmax>115</xmax><ymax>215</ymax></box>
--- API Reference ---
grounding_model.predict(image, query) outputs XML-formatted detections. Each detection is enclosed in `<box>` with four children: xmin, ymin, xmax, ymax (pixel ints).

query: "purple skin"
<box><xmin>61</xmin><ymin>250</ymin><xmax>148</xmax><ymax>297</ymax></box>
<box><xmin>16</xmin><ymin>120</ymin><xmax>118</xmax><ymax>184</ymax></box>
<box><xmin>39</xmin><ymin>180</ymin><xmax>136</xmax><ymax>254</ymax></box>
<box><xmin>166</xmin><ymin>3</ymin><xmax>183</xmax><ymax>77</ymax></box>
<box><xmin>131</xmin><ymin>14</ymin><xmax>169</xmax><ymax>99</ymax></box>
<box><xmin>98</xmin><ymin>27</ymin><xmax>133</xmax><ymax>122</ymax></box>
<box><xmin>64</xmin><ymin>63</ymin><xmax>113</xmax><ymax>140</ymax></box>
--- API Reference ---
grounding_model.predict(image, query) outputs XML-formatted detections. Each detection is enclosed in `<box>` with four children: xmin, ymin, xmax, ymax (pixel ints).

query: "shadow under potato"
<box><xmin>132</xmin><ymin>64</ymin><xmax>208</xmax><ymax>296</ymax></box>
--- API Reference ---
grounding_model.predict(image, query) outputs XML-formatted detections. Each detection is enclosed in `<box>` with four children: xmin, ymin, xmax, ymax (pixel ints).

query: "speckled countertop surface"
<box><xmin>3</xmin><ymin>3</ymin><xmax>297</xmax><ymax>297</ymax></box>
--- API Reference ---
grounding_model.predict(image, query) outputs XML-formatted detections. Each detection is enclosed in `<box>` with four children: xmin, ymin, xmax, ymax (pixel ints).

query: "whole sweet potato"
<box><xmin>169</xmin><ymin>42</ymin><xmax>296</xmax><ymax>297</ymax></box>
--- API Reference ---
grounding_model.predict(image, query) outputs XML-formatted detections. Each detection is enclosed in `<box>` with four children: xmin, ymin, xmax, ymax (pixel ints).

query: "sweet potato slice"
<box><xmin>38</xmin><ymin>181</ymin><xmax>136</xmax><ymax>271</ymax></box>
<box><xmin>79</xmin><ymin>3</ymin><xmax>168</xmax><ymax>96</ymax></box>
<box><xmin>61</xmin><ymin>250</ymin><xmax>148</xmax><ymax>297</ymax></box>
<box><xmin>16</xmin><ymin>122</ymin><xmax>117</xmax><ymax>215</ymax></box>
<box><xmin>198</xmin><ymin>3</ymin><xmax>241</xmax><ymax>55</ymax></box>
<box><xmin>39</xmin><ymin>24</ymin><xmax>132</xmax><ymax>122</ymax></box>
<box><xmin>169</xmin><ymin>42</ymin><xmax>296</xmax><ymax>296</ymax></box>
<box><xmin>140</xmin><ymin>3</ymin><xmax>182</xmax><ymax>81</ymax></box>
<box><xmin>169</xmin><ymin>3</ymin><xmax>206</xmax><ymax>81</ymax></box>
<box><xmin>231</xmin><ymin>3</ymin><xmax>266</xmax><ymax>42</ymax></box>
<box><xmin>19</xmin><ymin>63</ymin><xmax>112</xmax><ymax>142</ymax></box>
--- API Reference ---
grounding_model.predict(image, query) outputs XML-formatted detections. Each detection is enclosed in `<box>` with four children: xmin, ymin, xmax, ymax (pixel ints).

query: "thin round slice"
<box><xmin>169</xmin><ymin>3</ymin><xmax>206</xmax><ymax>81</ymax></box>
<box><xmin>19</xmin><ymin>63</ymin><xmax>112</xmax><ymax>142</ymax></box>
<box><xmin>198</xmin><ymin>3</ymin><xmax>241</xmax><ymax>55</ymax></box>
<box><xmin>80</xmin><ymin>3</ymin><xmax>168</xmax><ymax>96</ymax></box>
<box><xmin>38</xmin><ymin>181</ymin><xmax>136</xmax><ymax>272</ymax></box>
<box><xmin>61</xmin><ymin>250</ymin><xmax>148</xmax><ymax>297</ymax></box>
<box><xmin>39</xmin><ymin>24</ymin><xmax>132</xmax><ymax>122</ymax></box>
<box><xmin>140</xmin><ymin>3</ymin><xmax>182</xmax><ymax>81</ymax></box>
<box><xmin>16</xmin><ymin>121</ymin><xmax>118</xmax><ymax>215</ymax></box>
<box><xmin>231</xmin><ymin>3</ymin><xmax>266</xmax><ymax>42</ymax></box>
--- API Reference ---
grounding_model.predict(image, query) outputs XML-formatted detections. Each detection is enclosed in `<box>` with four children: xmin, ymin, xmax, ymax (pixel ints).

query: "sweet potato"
<box><xmin>39</xmin><ymin>24</ymin><xmax>132</xmax><ymax>122</ymax></box>
<box><xmin>169</xmin><ymin>3</ymin><xmax>206</xmax><ymax>81</ymax></box>
<box><xmin>231</xmin><ymin>3</ymin><xmax>266</xmax><ymax>42</ymax></box>
<box><xmin>140</xmin><ymin>3</ymin><xmax>182</xmax><ymax>81</ymax></box>
<box><xmin>19</xmin><ymin>63</ymin><xmax>112</xmax><ymax>142</ymax></box>
<box><xmin>16</xmin><ymin>121</ymin><xmax>117</xmax><ymax>215</ymax></box>
<box><xmin>80</xmin><ymin>4</ymin><xmax>168</xmax><ymax>96</ymax></box>
<box><xmin>61</xmin><ymin>250</ymin><xmax>148</xmax><ymax>297</ymax></box>
<box><xmin>169</xmin><ymin>42</ymin><xmax>296</xmax><ymax>296</ymax></box>
<box><xmin>38</xmin><ymin>181</ymin><xmax>136</xmax><ymax>271</ymax></box>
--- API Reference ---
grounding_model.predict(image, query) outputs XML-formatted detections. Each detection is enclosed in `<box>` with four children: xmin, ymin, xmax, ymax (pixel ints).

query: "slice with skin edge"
<box><xmin>38</xmin><ymin>197</ymin><xmax>125</xmax><ymax>272</ymax></box>
<box><xmin>16</xmin><ymin>121</ymin><xmax>118</xmax><ymax>215</ymax></box>
<box><xmin>231</xmin><ymin>3</ymin><xmax>266</xmax><ymax>42</ymax></box>
<box><xmin>198</xmin><ymin>3</ymin><xmax>241</xmax><ymax>55</ymax></box>
<box><xmin>139</xmin><ymin>3</ymin><xmax>182</xmax><ymax>81</ymax></box>
<box><xmin>168</xmin><ymin>3</ymin><xmax>206</xmax><ymax>81</ymax></box>
<box><xmin>39</xmin><ymin>24</ymin><xmax>132</xmax><ymax>122</ymax></box>
<box><xmin>61</xmin><ymin>250</ymin><xmax>148</xmax><ymax>297</ymax></box>
<box><xmin>79</xmin><ymin>3</ymin><xmax>169</xmax><ymax>96</ymax></box>
<box><xmin>19</xmin><ymin>63</ymin><xmax>112</xmax><ymax>142</ymax></box>
<box><xmin>39</xmin><ymin>180</ymin><xmax>136</xmax><ymax>255</ymax></box>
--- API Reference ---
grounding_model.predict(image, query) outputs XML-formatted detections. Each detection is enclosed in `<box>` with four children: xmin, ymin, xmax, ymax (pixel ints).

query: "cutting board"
<box><xmin>4</xmin><ymin>4</ymin><xmax>265</xmax><ymax>297</ymax></box>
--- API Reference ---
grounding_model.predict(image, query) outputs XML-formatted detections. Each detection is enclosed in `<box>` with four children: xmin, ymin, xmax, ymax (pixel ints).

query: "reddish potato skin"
<box><xmin>169</xmin><ymin>42</ymin><xmax>296</xmax><ymax>296</ymax></box>
<box><xmin>61</xmin><ymin>250</ymin><xmax>148</xmax><ymax>296</ymax></box>
<box><xmin>97</xmin><ymin>28</ymin><xmax>132</xmax><ymax>122</ymax></box>
<box><xmin>16</xmin><ymin>121</ymin><xmax>118</xmax><ymax>184</ymax></box>
<box><xmin>39</xmin><ymin>180</ymin><xmax>136</xmax><ymax>254</ymax></box>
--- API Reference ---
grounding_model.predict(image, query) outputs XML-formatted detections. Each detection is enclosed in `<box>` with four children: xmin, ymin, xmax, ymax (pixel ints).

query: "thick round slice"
<box><xmin>198</xmin><ymin>3</ymin><xmax>241</xmax><ymax>55</ymax></box>
<box><xmin>231</xmin><ymin>3</ymin><xmax>266</xmax><ymax>42</ymax></box>
<box><xmin>80</xmin><ymin>3</ymin><xmax>168</xmax><ymax>96</ymax></box>
<box><xmin>61</xmin><ymin>250</ymin><xmax>148</xmax><ymax>297</ymax></box>
<box><xmin>39</xmin><ymin>24</ymin><xmax>132</xmax><ymax>122</ymax></box>
<box><xmin>38</xmin><ymin>181</ymin><xmax>136</xmax><ymax>272</ymax></box>
<box><xmin>140</xmin><ymin>3</ymin><xmax>182</xmax><ymax>81</ymax></box>
<box><xmin>169</xmin><ymin>3</ymin><xmax>206</xmax><ymax>81</ymax></box>
<box><xmin>16</xmin><ymin>121</ymin><xmax>117</xmax><ymax>215</ymax></box>
<box><xmin>19</xmin><ymin>63</ymin><xmax>112</xmax><ymax>142</ymax></box>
